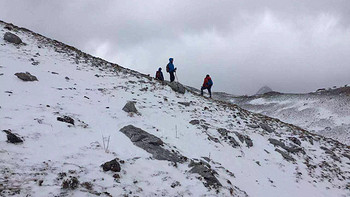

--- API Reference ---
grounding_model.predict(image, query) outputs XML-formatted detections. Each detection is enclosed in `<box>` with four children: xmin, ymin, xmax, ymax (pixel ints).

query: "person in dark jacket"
<box><xmin>201</xmin><ymin>74</ymin><xmax>213</xmax><ymax>98</ymax></box>
<box><xmin>155</xmin><ymin>67</ymin><xmax>164</xmax><ymax>81</ymax></box>
<box><xmin>166</xmin><ymin>58</ymin><xmax>177</xmax><ymax>82</ymax></box>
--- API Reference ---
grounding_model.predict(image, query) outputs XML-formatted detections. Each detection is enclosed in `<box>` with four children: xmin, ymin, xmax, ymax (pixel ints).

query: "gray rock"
<box><xmin>2</xmin><ymin>130</ymin><xmax>23</xmax><ymax>144</ymax></box>
<box><xmin>188</xmin><ymin>160</ymin><xmax>222</xmax><ymax>189</ymax></box>
<box><xmin>247</xmin><ymin>124</ymin><xmax>259</xmax><ymax>129</ymax></box>
<box><xmin>62</xmin><ymin>176</ymin><xmax>79</xmax><ymax>190</ymax></box>
<box><xmin>120</xmin><ymin>125</ymin><xmax>184</xmax><ymax>162</ymax></box>
<box><xmin>165</xmin><ymin>81</ymin><xmax>186</xmax><ymax>94</ymax></box>
<box><xmin>14</xmin><ymin>72</ymin><xmax>38</xmax><ymax>81</ymax></box>
<box><xmin>4</xmin><ymin>32</ymin><xmax>22</xmax><ymax>44</ymax></box>
<box><xmin>217</xmin><ymin>128</ymin><xmax>229</xmax><ymax>136</ymax></box>
<box><xmin>268</xmin><ymin>138</ymin><xmax>303</xmax><ymax>154</ymax></box>
<box><xmin>101</xmin><ymin>159</ymin><xmax>121</xmax><ymax>172</ymax></box>
<box><xmin>275</xmin><ymin>148</ymin><xmax>295</xmax><ymax>162</ymax></box>
<box><xmin>189</xmin><ymin>119</ymin><xmax>200</xmax><ymax>125</ymax></box>
<box><xmin>57</xmin><ymin>116</ymin><xmax>75</xmax><ymax>125</ymax></box>
<box><xmin>288</xmin><ymin>137</ymin><xmax>301</xmax><ymax>146</ymax></box>
<box><xmin>178</xmin><ymin>102</ymin><xmax>190</xmax><ymax>107</ymax></box>
<box><xmin>234</xmin><ymin>132</ymin><xmax>253</xmax><ymax>147</ymax></box>
<box><xmin>122</xmin><ymin>101</ymin><xmax>138</xmax><ymax>113</ymax></box>
<box><xmin>260</xmin><ymin>123</ymin><xmax>275</xmax><ymax>133</ymax></box>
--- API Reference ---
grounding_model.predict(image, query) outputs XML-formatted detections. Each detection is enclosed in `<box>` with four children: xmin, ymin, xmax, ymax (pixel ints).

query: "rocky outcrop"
<box><xmin>165</xmin><ymin>81</ymin><xmax>185</xmax><ymax>94</ymax></box>
<box><xmin>178</xmin><ymin>102</ymin><xmax>190</xmax><ymax>107</ymax></box>
<box><xmin>268</xmin><ymin>138</ymin><xmax>303</xmax><ymax>154</ymax></box>
<box><xmin>4</xmin><ymin>32</ymin><xmax>22</xmax><ymax>44</ymax></box>
<box><xmin>188</xmin><ymin>160</ymin><xmax>222</xmax><ymax>189</ymax></box>
<box><xmin>234</xmin><ymin>132</ymin><xmax>253</xmax><ymax>147</ymax></box>
<box><xmin>2</xmin><ymin>129</ymin><xmax>23</xmax><ymax>144</ymax></box>
<box><xmin>120</xmin><ymin>125</ymin><xmax>184</xmax><ymax>162</ymax></box>
<box><xmin>122</xmin><ymin>101</ymin><xmax>138</xmax><ymax>113</ymax></box>
<box><xmin>14</xmin><ymin>72</ymin><xmax>38</xmax><ymax>81</ymax></box>
<box><xmin>260</xmin><ymin>123</ymin><xmax>275</xmax><ymax>133</ymax></box>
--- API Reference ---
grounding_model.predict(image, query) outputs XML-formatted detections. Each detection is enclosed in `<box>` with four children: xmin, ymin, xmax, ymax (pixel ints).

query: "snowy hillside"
<box><xmin>1</xmin><ymin>21</ymin><xmax>350</xmax><ymax>197</ymax></box>
<box><xmin>226</xmin><ymin>91</ymin><xmax>350</xmax><ymax>146</ymax></box>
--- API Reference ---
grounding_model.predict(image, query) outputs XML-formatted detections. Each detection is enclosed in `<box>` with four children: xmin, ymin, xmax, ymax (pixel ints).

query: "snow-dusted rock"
<box><xmin>4</xmin><ymin>32</ymin><xmax>22</xmax><ymax>44</ymax></box>
<box><xmin>101</xmin><ymin>159</ymin><xmax>121</xmax><ymax>172</ymax></box>
<box><xmin>14</xmin><ymin>72</ymin><xmax>38</xmax><ymax>81</ymax></box>
<box><xmin>2</xmin><ymin>129</ymin><xmax>23</xmax><ymax>144</ymax></box>
<box><xmin>165</xmin><ymin>81</ymin><xmax>186</xmax><ymax>94</ymax></box>
<box><xmin>122</xmin><ymin>101</ymin><xmax>138</xmax><ymax>113</ymax></box>
<box><xmin>120</xmin><ymin>125</ymin><xmax>184</xmax><ymax>163</ymax></box>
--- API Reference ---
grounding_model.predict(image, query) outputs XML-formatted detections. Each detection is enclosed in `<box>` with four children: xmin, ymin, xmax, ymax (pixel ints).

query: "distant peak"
<box><xmin>255</xmin><ymin>86</ymin><xmax>273</xmax><ymax>95</ymax></box>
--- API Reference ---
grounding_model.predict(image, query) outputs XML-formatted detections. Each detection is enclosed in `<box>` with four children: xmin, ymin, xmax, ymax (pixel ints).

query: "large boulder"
<box><xmin>188</xmin><ymin>160</ymin><xmax>222</xmax><ymax>189</ymax></box>
<box><xmin>4</xmin><ymin>32</ymin><xmax>22</xmax><ymax>44</ymax></box>
<box><xmin>165</xmin><ymin>81</ymin><xmax>185</xmax><ymax>94</ymax></box>
<box><xmin>14</xmin><ymin>72</ymin><xmax>38</xmax><ymax>81</ymax></box>
<box><xmin>120</xmin><ymin>125</ymin><xmax>184</xmax><ymax>162</ymax></box>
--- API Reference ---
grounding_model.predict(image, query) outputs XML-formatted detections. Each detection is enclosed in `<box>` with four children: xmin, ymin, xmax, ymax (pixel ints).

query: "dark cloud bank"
<box><xmin>1</xmin><ymin>0</ymin><xmax>350</xmax><ymax>95</ymax></box>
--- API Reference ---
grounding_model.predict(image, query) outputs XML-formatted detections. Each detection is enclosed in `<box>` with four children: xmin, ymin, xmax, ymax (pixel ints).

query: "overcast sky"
<box><xmin>1</xmin><ymin>0</ymin><xmax>350</xmax><ymax>95</ymax></box>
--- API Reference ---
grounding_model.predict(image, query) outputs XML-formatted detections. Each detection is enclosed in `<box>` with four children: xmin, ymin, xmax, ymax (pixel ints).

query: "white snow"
<box><xmin>0</xmin><ymin>22</ymin><xmax>349</xmax><ymax>197</ymax></box>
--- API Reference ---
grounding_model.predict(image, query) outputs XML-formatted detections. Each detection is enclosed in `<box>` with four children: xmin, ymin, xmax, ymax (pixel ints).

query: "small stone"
<box><xmin>57</xmin><ymin>116</ymin><xmax>74</xmax><ymax>125</ymax></box>
<box><xmin>101</xmin><ymin>159</ymin><xmax>121</xmax><ymax>172</ymax></box>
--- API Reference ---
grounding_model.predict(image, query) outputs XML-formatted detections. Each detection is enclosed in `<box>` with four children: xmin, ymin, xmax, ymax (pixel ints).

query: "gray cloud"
<box><xmin>1</xmin><ymin>0</ymin><xmax>350</xmax><ymax>94</ymax></box>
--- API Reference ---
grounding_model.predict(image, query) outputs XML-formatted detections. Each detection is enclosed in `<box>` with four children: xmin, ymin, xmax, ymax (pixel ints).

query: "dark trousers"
<box><xmin>201</xmin><ymin>86</ymin><xmax>212</xmax><ymax>97</ymax></box>
<box><xmin>169</xmin><ymin>71</ymin><xmax>175</xmax><ymax>82</ymax></box>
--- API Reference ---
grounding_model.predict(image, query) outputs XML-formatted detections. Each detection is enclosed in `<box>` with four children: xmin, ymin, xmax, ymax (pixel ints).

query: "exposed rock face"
<box><xmin>275</xmin><ymin>148</ymin><xmax>295</xmax><ymax>162</ymax></box>
<box><xmin>101</xmin><ymin>159</ymin><xmax>121</xmax><ymax>172</ymax></box>
<box><xmin>188</xmin><ymin>160</ymin><xmax>222</xmax><ymax>189</ymax></box>
<box><xmin>14</xmin><ymin>72</ymin><xmax>38</xmax><ymax>81</ymax></box>
<box><xmin>57</xmin><ymin>116</ymin><xmax>75</xmax><ymax>125</ymax></box>
<box><xmin>165</xmin><ymin>81</ymin><xmax>185</xmax><ymax>94</ymax></box>
<box><xmin>2</xmin><ymin>130</ymin><xmax>23</xmax><ymax>144</ymax></box>
<box><xmin>4</xmin><ymin>32</ymin><xmax>22</xmax><ymax>44</ymax></box>
<box><xmin>234</xmin><ymin>132</ymin><xmax>253</xmax><ymax>147</ymax></box>
<box><xmin>255</xmin><ymin>86</ymin><xmax>273</xmax><ymax>95</ymax></box>
<box><xmin>122</xmin><ymin>101</ymin><xmax>138</xmax><ymax>113</ymax></box>
<box><xmin>268</xmin><ymin>138</ymin><xmax>303</xmax><ymax>154</ymax></box>
<box><xmin>120</xmin><ymin>125</ymin><xmax>184</xmax><ymax>162</ymax></box>
<box><xmin>260</xmin><ymin>123</ymin><xmax>275</xmax><ymax>133</ymax></box>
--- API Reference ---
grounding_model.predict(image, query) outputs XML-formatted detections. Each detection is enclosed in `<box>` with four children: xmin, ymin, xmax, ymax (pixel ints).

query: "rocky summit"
<box><xmin>0</xmin><ymin>20</ymin><xmax>349</xmax><ymax>197</ymax></box>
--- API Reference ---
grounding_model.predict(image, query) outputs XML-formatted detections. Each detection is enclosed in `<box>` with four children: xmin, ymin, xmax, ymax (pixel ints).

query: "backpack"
<box><xmin>208</xmin><ymin>79</ymin><xmax>213</xmax><ymax>86</ymax></box>
<box><xmin>156</xmin><ymin>71</ymin><xmax>161</xmax><ymax>79</ymax></box>
<box><xmin>166</xmin><ymin>64</ymin><xmax>169</xmax><ymax>72</ymax></box>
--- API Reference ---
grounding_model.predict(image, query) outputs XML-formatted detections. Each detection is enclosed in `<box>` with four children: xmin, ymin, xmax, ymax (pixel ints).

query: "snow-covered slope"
<box><xmin>1</xmin><ymin>21</ymin><xmax>350</xmax><ymax>197</ymax></box>
<box><xmin>227</xmin><ymin>91</ymin><xmax>350</xmax><ymax>145</ymax></box>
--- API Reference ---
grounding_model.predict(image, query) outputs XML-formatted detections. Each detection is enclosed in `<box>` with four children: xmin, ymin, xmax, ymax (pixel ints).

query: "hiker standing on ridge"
<box><xmin>166</xmin><ymin>58</ymin><xmax>177</xmax><ymax>82</ymax></box>
<box><xmin>201</xmin><ymin>74</ymin><xmax>213</xmax><ymax>98</ymax></box>
<box><xmin>155</xmin><ymin>67</ymin><xmax>164</xmax><ymax>81</ymax></box>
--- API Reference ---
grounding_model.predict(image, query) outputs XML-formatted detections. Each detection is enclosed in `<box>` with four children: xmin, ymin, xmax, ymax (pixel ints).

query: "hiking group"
<box><xmin>155</xmin><ymin>58</ymin><xmax>213</xmax><ymax>98</ymax></box>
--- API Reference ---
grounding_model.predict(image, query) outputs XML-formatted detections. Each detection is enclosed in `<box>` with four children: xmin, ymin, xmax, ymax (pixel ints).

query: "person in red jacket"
<box><xmin>201</xmin><ymin>74</ymin><xmax>213</xmax><ymax>98</ymax></box>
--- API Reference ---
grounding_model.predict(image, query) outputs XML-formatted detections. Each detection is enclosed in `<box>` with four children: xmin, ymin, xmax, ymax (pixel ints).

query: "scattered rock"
<box><xmin>189</xmin><ymin>120</ymin><xmax>200</xmax><ymax>125</ymax></box>
<box><xmin>171</xmin><ymin>181</ymin><xmax>181</xmax><ymax>188</ymax></box>
<box><xmin>178</xmin><ymin>102</ymin><xmax>190</xmax><ymax>107</ymax></box>
<box><xmin>57</xmin><ymin>116</ymin><xmax>75</xmax><ymax>125</ymax></box>
<box><xmin>288</xmin><ymin>137</ymin><xmax>301</xmax><ymax>146</ymax></box>
<box><xmin>81</xmin><ymin>182</ymin><xmax>93</xmax><ymax>190</ymax></box>
<box><xmin>234</xmin><ymin>132</ymin><xmax>253</xmax><ymax>147</ymax></box>
<box><xmin>247</xmin><ymin>124</ymin><xmax>259</xmax><ymax>129</ymax></box>
<box><xmin>189</xmin><ymin>160</ymin><xmax>222</xmax><ymax>189</ymax></box>
<box><xmin>120</xmin><ymin>125</ymin><xmax>184</xmax><ymax>162</ymax></box>
<box><xmin>122</xmin><ymin>101</ymin><xmax>138</xmax><ymax>114</ymax></box>
<box><xmin>260</xmin><ymin>123</ymin><xmax>275</xmax><ymax>133</ymax></box>
<box><xmin>4</xmin><ymin>32</ymin><xmax>22</xmax><ymax>44</ymax></box>
<box><xmin>268</xmin><ymin>138</ymin><xmax>303</xmax><ymax>154</ymax></box>
<box><xmin>38</xmin><ymin>180</ymin><xmax>44</xmax><ymax>186</ymax></box>
<box><xmin>2</xmin><ymin>130</ymin><xmax>23</xmax><ymax>144</ymax></box>
<box><xmin>62</xmin><ymin>176</ymin><xmax>79</xmax><ymax>190</ymax></box>
<box><xmin>101</xmin><ymin>159</ymin><xmax>121</xmax><ymax>172</ymax></box>
<box><xmin>14</xmin><ymin>72</ymin><xmax>38</xmax><ymax>81</ymax></box>
<box><xmin>275</xmin><ymin>148</ymin><xmax>295</xmax><ymax>162</ymax></box>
